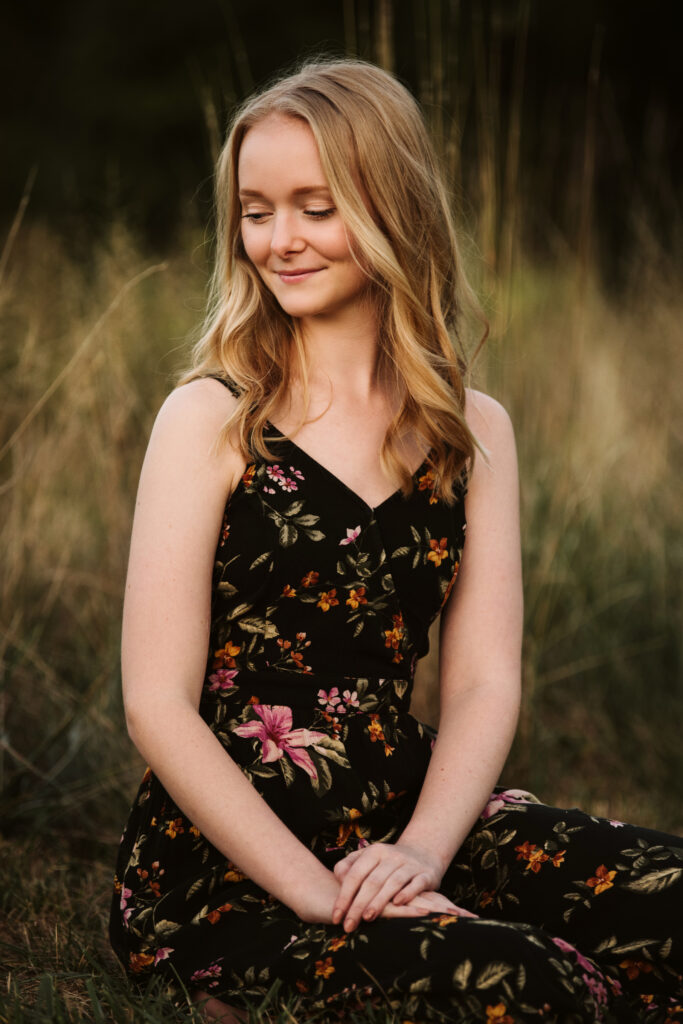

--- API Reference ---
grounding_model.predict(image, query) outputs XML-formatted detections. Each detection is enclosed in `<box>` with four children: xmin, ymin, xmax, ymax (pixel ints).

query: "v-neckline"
<box><xmin>265</xmin><ymin>421</ymin><xmax>432</xmax><ymax>515</ymax></box>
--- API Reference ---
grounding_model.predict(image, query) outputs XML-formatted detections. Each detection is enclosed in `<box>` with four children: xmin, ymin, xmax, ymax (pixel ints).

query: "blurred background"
<box><xmin>1</xmin><ymin>1</ymin><xmax>682</xmax><ymax>1019</ymax></box>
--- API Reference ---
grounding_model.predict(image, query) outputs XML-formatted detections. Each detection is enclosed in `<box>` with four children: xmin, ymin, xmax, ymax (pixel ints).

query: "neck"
<box><xmin>297</xmin><ymin>297</ymin><xmax>382</xmax><ymax>403</ymax></box>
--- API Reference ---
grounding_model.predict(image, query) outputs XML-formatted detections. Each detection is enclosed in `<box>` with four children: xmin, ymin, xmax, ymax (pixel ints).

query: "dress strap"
<box><xmin>202</xmin><ymin>373</ymin><xmax>243</xmax><ymax>400</ymax></box>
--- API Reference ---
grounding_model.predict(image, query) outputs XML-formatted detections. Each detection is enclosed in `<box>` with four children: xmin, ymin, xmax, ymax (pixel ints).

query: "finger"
<box><xmin>380</xmin><ymin>903</ymin><xmax>424</xmax><ymax>919</ymax></box>
<box><xmin>331</xmin><ymin>851</ymin><xmax>381</xmax><ymax>924</ymax></box>
<box><xmin>360</xmin><ymin>868</ymin><xmax>427</xmax><ymax>923</ymax></box>
<box><xmin>391</xmin><ymin>872</ymin><xmax>432</xmax><ymax>905</ymax></box>
<box><xmin>333</xmin><ymin>851</ymin><xmax>361</xmax><ymax>878</ymax></box>
<box><xmin>340</xmin><ymin>862</ymin><xmax>406</xmax><ymax>931</ymax></box>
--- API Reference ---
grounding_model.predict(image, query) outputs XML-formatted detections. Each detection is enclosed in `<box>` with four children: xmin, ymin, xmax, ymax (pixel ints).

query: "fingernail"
<box><xmin>363</xmin><ymin>909</ymin><xmax>375</xmax><ymax>921</ymax></box>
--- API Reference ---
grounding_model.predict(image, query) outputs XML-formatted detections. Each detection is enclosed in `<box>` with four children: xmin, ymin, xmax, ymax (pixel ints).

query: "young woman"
<box><xmin>109</xmin><ymin>59</ymin><xmax>683</xmax><ymax>1023</ymax></box>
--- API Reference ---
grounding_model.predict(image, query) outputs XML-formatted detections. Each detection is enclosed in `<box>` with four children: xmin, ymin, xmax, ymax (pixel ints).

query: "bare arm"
<box><xmin>396</xmin><ymin>391</ymin><xmax>522</xmax><ymax>875</ymax></box>
<box><xmin>122</xmin><ymin>379</ymin><xmax>340</xmax><ymax>922</ymax></box>
<box><xmin>333</xmin><ymin>391</ymin><xmax>522</xmax><ymax>926</ymax></box>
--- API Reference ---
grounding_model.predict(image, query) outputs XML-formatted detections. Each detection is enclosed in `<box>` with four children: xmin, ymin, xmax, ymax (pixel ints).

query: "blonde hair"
<box><xmin>181</xmin><ymin>56</ymin><xmax>487</xmax><ymax>501</ymax></box>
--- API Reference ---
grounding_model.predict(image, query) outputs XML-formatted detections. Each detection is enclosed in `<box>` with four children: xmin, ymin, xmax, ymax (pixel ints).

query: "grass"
<box><xmin>1</xmin><ymin>9</ymin><xmax>682</xmax><ymax>1014</ymax></box>
<box><xmin>1</xmin><ymin>217</ymin><xmax>681</xmax><ymax>1022</ymax></box>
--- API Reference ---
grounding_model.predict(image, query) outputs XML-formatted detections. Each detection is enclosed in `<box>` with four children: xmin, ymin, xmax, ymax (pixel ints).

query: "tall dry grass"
<box><xmin>1</xmin><ymin>218</ymin><xmax>681</xmax><ymax>846</ymax></box>
<box><xmin>2</xmin><ymin>6</ymin><xmax>682</xmax><ymax>1019</ymax></box>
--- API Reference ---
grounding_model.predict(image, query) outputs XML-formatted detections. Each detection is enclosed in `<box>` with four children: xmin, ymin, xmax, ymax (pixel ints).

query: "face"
<box><xmin>237</xmin><ymin>114</ymin><xmax>369</xmax><ymax>323</ymax></box>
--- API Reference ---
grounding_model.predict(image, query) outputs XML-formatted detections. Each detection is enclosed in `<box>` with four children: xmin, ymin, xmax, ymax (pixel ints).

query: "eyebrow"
<box><xmin>238</xmin><ymin>185</ymin><xmax>332</xmax><ymax>198</ymax></box>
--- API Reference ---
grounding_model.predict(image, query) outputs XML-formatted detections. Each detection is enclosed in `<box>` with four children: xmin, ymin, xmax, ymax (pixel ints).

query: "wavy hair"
<box><xmin>180</xmin><ymin>56</ymin><xmax>487</xmax><ymax>502</ymax></box>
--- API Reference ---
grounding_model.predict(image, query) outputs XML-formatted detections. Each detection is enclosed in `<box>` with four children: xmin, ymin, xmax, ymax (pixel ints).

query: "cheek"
<box><xmin>240</xmin><ymin>227</ymin><xmax>268</xmax><ymax>266</ymax></box>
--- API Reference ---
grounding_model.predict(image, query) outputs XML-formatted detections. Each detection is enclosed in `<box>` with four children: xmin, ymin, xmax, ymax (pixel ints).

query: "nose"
<box><xmin>269</xmin><ymin>211</ymin><xmax>305</xmax><ymax>257</ymax></box>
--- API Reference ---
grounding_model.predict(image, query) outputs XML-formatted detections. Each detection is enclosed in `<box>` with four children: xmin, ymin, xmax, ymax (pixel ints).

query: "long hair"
<box><xmin>181</xmin><ymin>56</ymin><xmax>487</xmax><ymax>501</ymax></box>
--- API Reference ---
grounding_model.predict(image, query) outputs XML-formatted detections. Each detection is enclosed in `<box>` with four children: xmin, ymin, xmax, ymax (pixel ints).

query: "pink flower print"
<box><xmin>154</xmin><ymin>947</ymin><xmax>174</xmax><ymax>966</ymax></box>
<box><xmin>289</xmin><ymin>466</ymin><xmax>304</xmax><ymax>480</ymax></box>
<box><xmin>480</xmin><ymin>788</ymin><xmax>536</xmax><ymax>819</ymax></box>
<box><xmin>317</xmin><ymin>687</ymin><xmax>341</xmax><ymax>714</ymax></box>
<box><xmin>119</xmin><ymin>885</ymin><xmax>132</xmax><ymax>911</ymax></box>
<box><xmin>123</xmin><ymin>907</ymin><xmax>133</xmax><ymax>926</ymax></box>
<box><xmin>552</xmin><ymin>937</ymin><xmax>597</xmax><ymax>974</ymax></box>
<box><xmin>190</xmin><ymin>959</ymin><xmax>223</xmax><ymax>988</ymax></box>
<box><xmin>280</xmin><ymin>477</ymin><xmax>299</xmax><ymax>492</ymax></box>
<box><xmin>232</xmin><ymin>704</ymin><xmax>327</xmax><ymax>779</ymax></box>
<box><xmin>342</xmin><ymin>689</ymin><xmax>359</xmax><ymax>708</ymax></box>
<box><xmin>339</xmin><ymin>526</ymin><xmax>361</xmax><ymax>546</ymax></box>
<box><xmin>583</xmin><ymin>972</ymin><xmax>608</xmax><ymax>1009</ymax></box>
<box><xmin>266</xmin><ymin>464</ymin><xmax>285</xmax><ymax>482</ymax></box>
<box><xmin>208</xmin><ymin>668</ymin><xmax>238</xmax><ymax>692</ymax></box>
<box><xmin>609</xmin><ymin>819</ymin><xmax>625</xmax><ymax>828</ymax></box>
<box><xmin>263</xmin><ymin>486</ymin><xmax>276</xmax><ymax>494</ymax></box>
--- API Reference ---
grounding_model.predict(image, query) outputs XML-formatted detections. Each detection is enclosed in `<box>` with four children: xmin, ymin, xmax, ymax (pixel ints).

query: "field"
<box><xmin>1</xmin><ymin>31</ymin><xmax>682</xmax><ymax>1009</ymax></box>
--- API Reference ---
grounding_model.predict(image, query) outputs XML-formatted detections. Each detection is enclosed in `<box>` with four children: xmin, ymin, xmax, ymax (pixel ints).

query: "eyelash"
<box><xmin>241</xmin><ymin>208</ymin><xmax>336</xmax><ymax>222</ymax></box>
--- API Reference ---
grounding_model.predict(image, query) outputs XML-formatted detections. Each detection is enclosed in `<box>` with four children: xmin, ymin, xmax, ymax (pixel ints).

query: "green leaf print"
<box><xmin>622</xmin><ymin>867</ymin><xmax>683</xmax><ymax>893</ymax></box>
<box><xmin>249</xmin><ymin>551</ymin><xmax>273</xmax><ymax>570</ymax></box>
<box><xmin>476</xmin><ymin>962</ymin><xmax>514</xmax><ymax>989</ymax></box>
<box><xmin>154</xmin><ymin>919</ymin><xmax>181</xmax><ymax>937</ymax></box>
<box><xmin>279</xmin><ymin>522</ymin><xmax>298</xmax><ymax>546</ymax></box>
<box><xmin>452</xmin><ymin>959</ymin><xmax>472</xmax><ymax>990</ymax></box>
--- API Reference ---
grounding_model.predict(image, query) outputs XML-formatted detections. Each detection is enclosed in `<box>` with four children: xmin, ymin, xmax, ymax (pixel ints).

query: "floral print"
<box><xmin>110</xmin><ymin>379</ymin><xmax>683</xmax><ymax>1023</ymax></box>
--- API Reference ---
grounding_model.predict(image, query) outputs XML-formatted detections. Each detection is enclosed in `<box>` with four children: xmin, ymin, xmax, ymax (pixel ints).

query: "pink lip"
<box><xmin>275</xmin><ymin>268</ymin><xmax>322</xmax><ymax>282</ymax></box>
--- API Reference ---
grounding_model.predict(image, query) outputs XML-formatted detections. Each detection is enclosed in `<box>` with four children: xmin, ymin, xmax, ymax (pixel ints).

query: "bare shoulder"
<box><xmin>464</xmin><ymin>388</ymin><xmax>515</xmax><ymax>448</ymax></box>
<box><xmin>143</xmin><ymin>377</ymin><xmax>244</xmax><ymax>498</ymax></box>
<box><xmin>154</xmin><ymin>377</ymin><xmax>240</xmax><ymax>437</ymax></box>
<box><xmin>463</xmin><ymin>389</ymin><xmax>518</xmax><ymax>493</ymax></box>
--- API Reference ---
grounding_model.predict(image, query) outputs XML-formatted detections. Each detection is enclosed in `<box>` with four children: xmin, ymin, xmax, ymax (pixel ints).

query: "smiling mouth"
<box><xmin>275</xmin><ymin>268</ymin><xmax>323</xmax><ymax>282</ymax></box>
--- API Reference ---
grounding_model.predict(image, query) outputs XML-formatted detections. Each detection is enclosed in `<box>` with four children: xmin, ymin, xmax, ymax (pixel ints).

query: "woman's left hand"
<box><xmin>332</xmin><ymin>842</ymin><xmax>444</xmax><ymax>932</ymax></box>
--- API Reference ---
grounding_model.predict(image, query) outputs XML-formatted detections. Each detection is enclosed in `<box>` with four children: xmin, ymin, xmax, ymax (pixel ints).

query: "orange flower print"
<box><xmin>346</xmin><ymin>587</ymin><xmax>367</xmax><ymax>609</ymax></box>
<box><xmin>189</xmin><ymin>824</ymin><xmax>201</xmax><ymax>838</ymax></box>
<box><xmin>315</xmin><ymin>956</ymin><xmax>335</xmax><ymax>979</ymax></box>
<box><xmin>317</xmin><ymin>588</ymin><xmax>339</xmax><ymax>611</ymax></box>
<box><xmin>427</xmin><ymin>536</ymin><xmax>449</xmax><ymax>567</ymax></box>
<box><xmin>328</xmin><ymin>936</ymin><xmax>347</xmax><ymax>951</ymax></box>
<box><xmin>514</xmin><ymin>840</ymin><xmax>549</xmax><ymax>873</ymax></box>
<box><xmin>551</xmin><ymin>849</ymin><xmax>566</xmax><ymax>868</ymax></box>
<box><xmin>479</xmin><ymin>890</ymin><xmax>495</xmax><ymax>908</ymax></box>
<box><xmin>301</xmin><ymin>570</ymin><xmax>319</xmax><ymax>588</ymax></box>
<box><xmin>206</xmin><ymin>902</ymin><xmax>232</xmax><ymax>924</ymax></box>
<box><xmin>129</xmin><ymin>951</ymin><xmax>155</xmax><ymax>974</ymax></box>
<box><xmin>417</xmin><ymin>468</ymin><xmax>438</xmax><ymax>504</ymax></box>
<box><xmin>620</xmin><ymin>959</ymin><xmax>653</xmax><ymax>980</ymax></box>
<box><xmin>486</xmin><ymin>1005</ymin><xmax>513</xmax><ymax>1024</ymax></box>
<box><xmin>213</xmin><ymin>640</ymin><xmax>241</xmax><ymax>670</ymax></box>
<box><xmin>383</xmin><ymin>612</ymin><xmax>405</xmax><ymax>663</ymax></box>
<box><xmin>336</xmin><ymin>807</ymin><xmax>368</xmax><ymax>847</ymax></box>
<box><xmin>241</xmin><ymin>464</ymin><xmax>255</xmax><ymax>487</ymax></box>
<box><xmin>587</xmin><ymin>864</ymin><xmax>617</xmax><ymax>895</ymax></box>
<box><xmin>219</xmin><ymin>516</ymin><xmax>230</xmax><ymax>546</ymax></box>
<box><xmin>295</xmin><ymin>979</ymin><xmax>309</xmax><ymax>993</ymax></box>
<box><xmin>440</xmin><ymin>561</ymin><xmax>460</xmax><ymax>607</ymax></box>
<box><xmin>368</xmin><ymin>715</ymin><xmax>386</xmax><ymax>744</ymax></box>
<box><xmin>165</xmin><ymin>817</ymin><xmax>185</xmax><ymax>839</ymax></box>
<box><xmin>281</xmin><ymin>583</ymin><xmax>297</xmax><ymax>598</ymax></box>
<box><xmin>434</xmin><ymin>914</ymin><xmax>459</xmax><ymax>926</ymax></box>
<box><xmin>224</xmin><ymin>863</ymin><xmax>247</xmax><ymax>883</ymax></box>
<box><xmin>367</xmin><ymin>714</ymin><xmax>395</xmax><ymax>756</ymax></box>
<box><xmin>136</xmin><ymin>861</ymin><xmax>165</xmax><ymax>898</ymax></box>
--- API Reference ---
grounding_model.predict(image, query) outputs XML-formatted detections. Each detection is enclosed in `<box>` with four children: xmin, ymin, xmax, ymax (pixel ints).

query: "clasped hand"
<box><xmin>331</xmin><ymin>841</ymin><xmax>475</xmax><ymax>932</ymax></box>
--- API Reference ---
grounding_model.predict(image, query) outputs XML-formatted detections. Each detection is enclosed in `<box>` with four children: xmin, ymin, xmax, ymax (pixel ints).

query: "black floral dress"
<box><xmin>110</xmin><ymin>383</ymin><xmax>683</xmax><ymax>1023</ymax></box>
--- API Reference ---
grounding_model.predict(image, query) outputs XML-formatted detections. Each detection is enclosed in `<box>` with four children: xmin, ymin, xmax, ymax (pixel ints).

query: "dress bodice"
<box><xmin>204</xmin><ymin>421</ymin><xmax>467</xmax><ymax>703</ymax></box>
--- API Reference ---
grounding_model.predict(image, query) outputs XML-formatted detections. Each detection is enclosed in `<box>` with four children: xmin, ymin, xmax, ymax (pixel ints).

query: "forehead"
<box><xmin>237</xmin><ymin>115</ymin><xmax>330</xmax><ymax>192</ymax></box>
